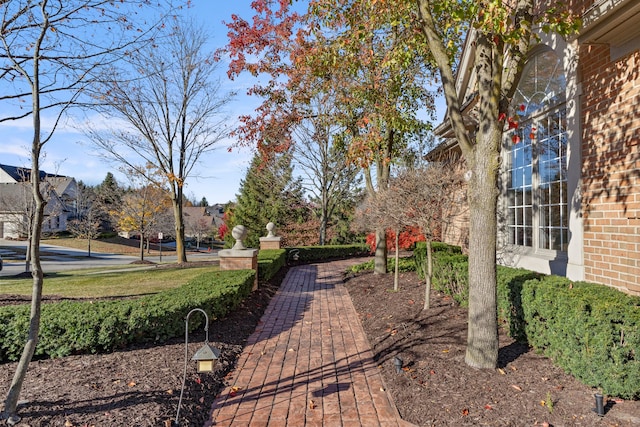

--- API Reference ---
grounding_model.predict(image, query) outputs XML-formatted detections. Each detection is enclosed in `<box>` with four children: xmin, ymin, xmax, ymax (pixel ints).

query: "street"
<box><xmin>0</xmin><ymin>239</ymin><xmax>219</xmax><ymax>277</ymax></box>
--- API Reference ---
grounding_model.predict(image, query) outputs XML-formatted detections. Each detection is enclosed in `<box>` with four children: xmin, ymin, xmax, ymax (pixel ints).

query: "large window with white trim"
<box><xmin>505</xmin><ymin>47</ymin><xmax>568</xmax><ymax>252</ymax></box>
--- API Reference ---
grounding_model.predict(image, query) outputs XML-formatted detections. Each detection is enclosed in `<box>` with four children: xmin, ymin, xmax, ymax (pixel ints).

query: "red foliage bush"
<box><xmin>366</xmin><ymin>226</ymin><xmax>425</xmax><ymax>252</ymax></box>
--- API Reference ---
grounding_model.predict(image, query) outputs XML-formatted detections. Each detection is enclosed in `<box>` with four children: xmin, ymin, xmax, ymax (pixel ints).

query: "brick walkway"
<box><xmin>206</xmin><ymin>259</ymin><xmax>414</xmax><ymax>427</ymax></box>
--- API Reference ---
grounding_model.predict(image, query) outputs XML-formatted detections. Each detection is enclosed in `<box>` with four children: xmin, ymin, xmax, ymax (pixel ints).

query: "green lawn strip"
<box><xmin>0</xmin><ymin>266</ymin><xmax>217</xmax><ymax>298</ymax></box>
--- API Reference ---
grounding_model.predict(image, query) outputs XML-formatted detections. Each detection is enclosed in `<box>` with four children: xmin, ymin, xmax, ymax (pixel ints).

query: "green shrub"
<box><xmin>414</xmin><ymin>241</ymin><xmax>463</xmax><ymax>280</ymax></box>
<box><xmin>0</xmin><ymin>269</ymin><xmax>255</xmax><ymax>363</ymax></box>
<box><xmin>258</xmin><ymin>249</ymin><xmax>286</xmax><ymax>281</ymax></box>
<box><xmin>287</xmin><ymin>244</ymin><xmax>369</xmax><ymax>263</ymax></box>
<box><xmin>522</xmin><ymin>276</ymin><xmax>640</xmax><ymax>398</ymax></box>
<box><xmin>0</xmin><ymin>305</ymin><xmax>30</xmax><ymax>362</ymax></box>
<box><xmin>430</xmin><ymin>254</ymin><xmax>469</xmax><ymax>306</ymax></box>
<box><xmin>496</xmin><ymin>266</ymin><xmax>542</xmax><ymax>342</ymax></box>
<box><xmin>413</xmin><ymin>242</ymin><xmax>469</xmax><ymax>306</ymax></box>
<box><xmin>347</xmin><ymin>256</ymin><xmax>416</xmax><ymax>275</ymax></box>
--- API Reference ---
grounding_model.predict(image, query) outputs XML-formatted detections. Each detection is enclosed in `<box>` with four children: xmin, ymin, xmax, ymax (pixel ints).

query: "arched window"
<box><xmin>504</xmin><ymin>47</ymin><xmax>568</xmax><ymax>252</ymax></box>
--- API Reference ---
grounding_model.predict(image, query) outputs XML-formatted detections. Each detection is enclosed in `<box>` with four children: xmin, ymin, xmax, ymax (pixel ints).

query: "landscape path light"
<box><xmin>174</xmin><ymin>308</ymin><xmax>220</xmax><ymax>426</ymax></box>
<box><xmin>594</xmin><ymin>392</ymin><xmax>605</xmax><ymax>417</ymax></box>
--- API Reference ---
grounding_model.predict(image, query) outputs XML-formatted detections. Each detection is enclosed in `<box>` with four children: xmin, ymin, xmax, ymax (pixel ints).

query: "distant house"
<box><xmin>183</xmin><ymin>205</ymin><xmax>224</xmax><ymax>242</ymax></box>
<box><xmin>0</xmin><ymin>164</ymin><xmax>77</xmax><ymax>239</ymax></box>
<box><xmin>431</xmin><ymin>0</ymin><xmax>640</xmax><ymax>295</ymax></box>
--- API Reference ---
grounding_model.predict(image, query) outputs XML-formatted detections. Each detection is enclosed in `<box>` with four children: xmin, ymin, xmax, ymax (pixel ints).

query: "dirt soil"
<box><xmin>1</xmin><ymin>263</ymin><xmax>640</xmax><ymax>426</ymax></box>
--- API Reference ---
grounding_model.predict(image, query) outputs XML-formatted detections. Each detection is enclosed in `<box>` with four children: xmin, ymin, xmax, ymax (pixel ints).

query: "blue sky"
<box><xmin>0</xmin><ymin>1</ymin><xmax>444</xmax><ymax>205</ymax></box>
<box><xmin>0</xmin><ymin>2</ymin><xmax>263</xmax><ymax>205</ymax></box>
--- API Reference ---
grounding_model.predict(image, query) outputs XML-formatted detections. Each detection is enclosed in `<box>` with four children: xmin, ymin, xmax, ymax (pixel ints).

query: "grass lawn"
<box><xmin>40</xmin><ymin>236</ymin><xmax>170</xmax><ymax>255</ymax></box>
<box><xmin>0</xmin><ymin>266</ymin><xmax>218</xmax><ymax>298</ymax></box>
<box><xmin>1</xmin><ymin>236</ymin><xmax>221</xmax><ymax>298</ymax></box>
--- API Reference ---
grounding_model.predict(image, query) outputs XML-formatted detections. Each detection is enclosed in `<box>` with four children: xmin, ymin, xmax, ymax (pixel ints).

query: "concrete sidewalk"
<box><xmin>206</xmin><ymin>259</ymin><xmax>414</xmax><ymax>427</ymax></box>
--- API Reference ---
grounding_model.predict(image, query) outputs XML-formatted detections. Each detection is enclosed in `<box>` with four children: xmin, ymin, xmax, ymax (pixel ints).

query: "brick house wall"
<box><xmin>432</xmin><ymin>0</ymin><xmax>640</xmax><ymax>295</ymax></box>
<box><xmin>580</xmin><ymin>45</ymin><xmax>640</xmax><ymax>294</ymax></box>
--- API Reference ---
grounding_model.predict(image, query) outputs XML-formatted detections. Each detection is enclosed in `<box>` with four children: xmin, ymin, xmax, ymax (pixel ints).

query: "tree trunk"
<box><xmin>173</xmin><ymin>191</ymin><xmax>187</xmax><ymax>264</ymax></box>
<box><xmin>464</xmin><ymin>34</ymin><xmax>501</xmax><ymax>369</ymax></box>
<box><xmin>424</xmin><ymin>239</ymin><xmax>432</xmax><ymax>310</ymax></box>
<box><xmin>374</xmin><ymin>226</ymin><xmax>387</xmax><ymax>274</ymax></box>
<box><xmin>465</xmin><ymin>170</ymin><xmax>499</xmax><ymax>368</ymax></box>
<box><xmin>3</xmin><ymin>90</ymin><xmax>46</xmax><ymax>422</ymax></box>
<box><xmin>393</xmin><ymin>230</ymin><xmax>400</xmax><ymax>291</ymax></box>
<box><xmin>319</xmin><ymin>212</ymin><xmax>327</xmax><ymax>246</ymax></box>
<box><xmin>139</xmin><ymin>235</ymin><xmax>144</xmax><ymax>261</ymax></box>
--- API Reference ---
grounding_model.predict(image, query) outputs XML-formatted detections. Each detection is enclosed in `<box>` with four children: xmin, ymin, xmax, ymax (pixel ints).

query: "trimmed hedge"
<box><xmin>522</xmin><ymin>276</ymin><xmax>640</xmax><ymax>399</ymax></box>
<box><xmin>414</xmin><ymin>242</ymin><xmax>468</xmax><ymax>305</ymax></box>
<box><xmin>496</xmin><ymin>265</ymin><xmax>542</xmax><ymax>342</ymax></box>
<box><xmin>411</xmin><ymin>244</ymin><xmax>640</xmax><ymax>398</ymax></box>
<box><xmin>0</xmin><ymin>269</ymin><xmax>255</xmax><ymax>363</ymax></box>
<box><xmin>287</xmin><ymin>244</ymin><xmax>369</xmax><ymax>263</ymax></box>
<box><xmin>258</xmin><ymin>249</ymin><xmax>286</xmax><ymax>281</ymax></box>
<box><xmin>347</xmin><ymin>256</ymin><xmax>416</xmax><ymax>275</ymax></box>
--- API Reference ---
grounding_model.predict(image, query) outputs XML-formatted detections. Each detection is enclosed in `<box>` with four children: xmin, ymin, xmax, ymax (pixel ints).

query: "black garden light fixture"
<box><xmin>174</xmin><ymin>308</ymin><xmax>220</xmax><ymax>426</ymax></box>
<box><xmin>594</xmin><ymin>393</ymin><xmax>605</xmax><ymax>417</ymax></box>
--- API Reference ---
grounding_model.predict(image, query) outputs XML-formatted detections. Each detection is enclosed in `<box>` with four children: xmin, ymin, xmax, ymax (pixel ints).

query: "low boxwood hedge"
<box><xmin>258</xmin><ymin>249</ymin><xmax>286</xmax><ymax>281</ymax></box>
<box><xmin>412</xmin><ymin>244</ymin><xmax>640</xmax><ymax>398</ymax></box>
<box><xmin>0</xmin><ymin>269</ymin><xmax>255</xmax><ymax>363</ymax></box>
<box><xmin>414</xmin><ymin>242</ymin><xmax>469</xmax><ymax>305</ymax></box>
<box><xmin>522</xmin><ymin>276</ymin><xmax>640</xmax><ymax>399</ymax></box>
<box><xmin>287</xmin><ymin>244</ymin><xmax>369</xmax><ymax>263</ymax></box>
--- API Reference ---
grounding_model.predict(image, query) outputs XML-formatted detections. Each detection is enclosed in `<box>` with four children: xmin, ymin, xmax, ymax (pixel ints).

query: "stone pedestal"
<box><xmin>259</xmin><ymin>236</ymin><xmax>282</xmax><ymax>250</ymax></box>
<box><xmin>259</xmin><ymin>221</ymin><xmax>281</xmax><ymax>250</ymax></box>
<box><xmin>218</xmin><ymin>248</ymin><xmax>259</xmax><ymax>291</ymax></box>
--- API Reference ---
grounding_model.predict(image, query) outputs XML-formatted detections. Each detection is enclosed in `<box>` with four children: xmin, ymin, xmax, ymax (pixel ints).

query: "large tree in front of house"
<box><xmin>86</xmin><ymin>18</ymin><xmax>234</xmax><ymax>264</ymax></box>
<box><xmin>0</xmin><ymin>1</ymin><xmax>172</xmax><ymax>422</ymax></box>
<box><xmin>223</xmin><ymin>0</ymin><xmax>435</xmax><ymax>273</ymax></box>
<box><xmin>412</xmin><ymin>0</ymin><xmax>579</xmax><ymax>368</ymax></box>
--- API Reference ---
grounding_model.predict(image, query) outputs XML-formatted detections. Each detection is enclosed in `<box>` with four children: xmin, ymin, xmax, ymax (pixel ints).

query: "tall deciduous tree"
<box><xmin>86</xmin><ymin>18</ymin><xmax>234</xmax><ymax>264</ymax></box>
<box><xmin>223</xmin><ymin>0</ymin><xmax>436</xmax><ymax>273</ymax></box>
<box><xmin>413</xmin><ymin>0</ymin><xmax>579</xmax><ymax>368</ymax></box>
<box><xmin>67</xmin><ymin>182</ymin><xmax>104</xmax><ymax>257</ymax></box>
<box><xmin>0</xmin><ymin>1</ymin><xmax>171</xmax><ymax>421</ymax></box>
<box><xmin>292</xmin><ymin>94</ymin><xmax>361</xmax><ymax>245</ymax></box>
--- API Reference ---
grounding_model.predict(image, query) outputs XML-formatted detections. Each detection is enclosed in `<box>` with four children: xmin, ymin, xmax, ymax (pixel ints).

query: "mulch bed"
<box><xmin>1</xmin><ymin>263</ymin><xmax>639</xmax><ymax>426</ymax></box>
<box><xmin>345</xmin><ymin>270</ymin><xmax>640</xmax><ymax>427</ymax></box>
<box><xmin>0</xmin><ymin>269</ymin><xmax>283</xmax><ymax>427</ymax></box>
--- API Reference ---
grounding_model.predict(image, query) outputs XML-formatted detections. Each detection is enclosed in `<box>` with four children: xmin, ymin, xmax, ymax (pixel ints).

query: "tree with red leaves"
<box><xmin>222</xmin><ymin>0</ymin><xmax>436</xmax><ymax>273</ymax></box>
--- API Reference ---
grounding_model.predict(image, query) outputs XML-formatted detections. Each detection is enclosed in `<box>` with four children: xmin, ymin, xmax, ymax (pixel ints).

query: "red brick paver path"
<box><xmin>206</xmin><ymin>259</ymin><xmax>414</xmax><ymax>427</ymax></box>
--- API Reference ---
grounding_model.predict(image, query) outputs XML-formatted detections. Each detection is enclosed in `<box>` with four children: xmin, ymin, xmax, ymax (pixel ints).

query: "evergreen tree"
<box><xmin>95</xmin><ymin>173</ymin><xmax>124</xmax><ymax>232</ymax></box>
<box><xmin>226</xmin><ymin>153</ymin><xmax>306</xmax><ymax>248</ymax></box>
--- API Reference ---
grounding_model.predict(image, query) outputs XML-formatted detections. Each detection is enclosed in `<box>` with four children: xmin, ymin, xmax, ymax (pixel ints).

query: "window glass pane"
<box><xmin>523</xmin><ymin>166</ymin><xmax>532</xmax><ymax>186</ymax></box>
<box><xmin>525</xmin><ymin>227</ymin><xmax>533</xmax><ymax>247</ymax></box>
<box><xmin>539</xmin><ymin>228</ymin><xmax>549</xmax><ymax>249</ymax></box>
<box><xmin>524</xmin><ymin>188</ymin><xmax>533</xmax><ymax>206</ymax></box>
<box><xmin>505</xmin><ymin>47</ymin><xmax>567</xmax><ymax>252</ymax></box>
<box><xmin>512</xmin><ymin>49</ymin><xmax>566</xmax><ymax>115</ymax></box>
<box><xmin>550</xmin><ymin>229</ymin><xmax>564</xmax><ymax>251</ymax></box>
<box><xmin>525</xmin><ymin>207</ymin><xmax>533</xmax><ymax>226</ymax></box>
